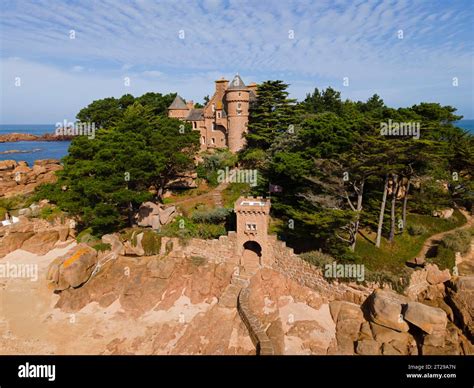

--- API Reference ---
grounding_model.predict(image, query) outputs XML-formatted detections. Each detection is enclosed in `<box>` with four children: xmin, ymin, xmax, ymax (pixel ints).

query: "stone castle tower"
<box><xmin>168</xmin><ymin>74</ymin><xmax>257</xmax><ymax>153</ymax></box>
<box><xmin>234</xmin><ymin>196</ymin><xmax>271</xmax><ymax>274</ymax></box>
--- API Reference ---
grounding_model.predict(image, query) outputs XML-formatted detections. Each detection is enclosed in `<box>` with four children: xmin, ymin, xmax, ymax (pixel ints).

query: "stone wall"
<box><xmin>269</xmin><ymin>235</ymin><xmax>372</xmax><ymax>304</ymax></box>
<box><xmin>161</xmin><ymin>232</ymin><xmax>373</xmax><ymax>305</ymax></box>
<box><xmin>160</xmin><ymin>232</ymin><xmax>238</xmax><ymax>265</ymax></box>
<box><xmin>237</xmin><ymin>287</ymin><xmax>274</xmax><ymax>355</ymax></box>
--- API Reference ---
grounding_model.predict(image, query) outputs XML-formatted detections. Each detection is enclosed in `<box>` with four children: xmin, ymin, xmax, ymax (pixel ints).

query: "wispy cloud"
<box><xmin>0</xmin><ymin>0</ymin><xmax>472</xmax><ymax>122</ymax></box>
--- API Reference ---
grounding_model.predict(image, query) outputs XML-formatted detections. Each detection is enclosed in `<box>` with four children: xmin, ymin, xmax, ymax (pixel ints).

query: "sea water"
<box><xmin>0</xmin><ymin>124</ymin><xmax>70</xmax><ymax>166</ymax></box>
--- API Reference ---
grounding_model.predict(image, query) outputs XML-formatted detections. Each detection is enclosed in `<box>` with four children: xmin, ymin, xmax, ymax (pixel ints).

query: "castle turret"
<box><xmin>225</xmin><ymin>74</ymin><xmax>249</xmax><ymax>153</ymax></box>
<box><xmin>234</xmin><ymin>196</ymin><xmax>271</xmax><ymax>273</ymax></box>
<box><xmin>168</xmin><ymin>95</ymin><xmax>189</xmax><ymax>119</ymax></box>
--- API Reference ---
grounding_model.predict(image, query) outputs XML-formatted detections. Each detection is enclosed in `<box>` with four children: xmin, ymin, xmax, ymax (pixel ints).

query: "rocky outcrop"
<box><xmin>403</xmin><ymin>301</ymin><xmax>447</xmax><ymax>334</ymax></box>
<box><xmin>405</xmin><ymin>264</ymin><xmax>451</xmax><ymax>301</ymax></box>
<box><xmin>446</xmin><ymin>276</ymin><xmax>474</xmax><ymax>340</ymax></box>
<box><xmin>124</xmin><ymin>232</ymin><xmax>145</xmax><ymax>256</ymax></box>
<box><xmin>135</xmin><ymin>202</ymin><xmax>176</xmax><ymax>229</ymax></box>
<box><xmin>0</xmin><ymin>217</ymin><xmax>71</xmax><ymax>258</ymax></box>
<box><xmin>0</xmin><ymin>159</ymin><xmax>62</xmax><ymax>197</ymax></box>
<box><xmin>166</xmin><ymin>172</ymin><xmax>198</xmax><ymax>189</ymax></box>
<box><xmin>0</xmin><ymin>230</ymin><xmax>34</xmax><ymax>257</ymax></box>
<box><xmin>46</xmin><ymin>244</ymin><xmax>98</xmax><ymax>291</ymax></box>
<box><xmin>21</xmin><ymin>230</ymin><xmax>60</xmax><ymax>255</ymax></box>
<box><xmin>365</xmin><ymin>289</ymin><xmax>410</xmax><ymax>332</ymax></box>
<box><xmin>432</xmin><ymin>208</ymin><xmax>454</xmax><ymax>218</ymax></box>
<box><xmin>330</xmin><ymin>300</ymin><xmax>365</xmax><ymax>354</ymax></box>
<box><xmin>426</xmin><ymin>265</ymin><xmax>451</xmax><ymax>286</ymax></box>
<box><xmin>101</xmin><ymin>234</ymin><xmax>125</xmax><ymax>256</ymax></box>
<box><xmin>0</xmin><ymin>132</ymin><xmax>72</xmax><ymax>143</ymax></box>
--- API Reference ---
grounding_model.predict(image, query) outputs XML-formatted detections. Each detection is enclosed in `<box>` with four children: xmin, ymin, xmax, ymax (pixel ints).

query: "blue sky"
<box><xmin>0</xmin><ymin>0</ymin><xmax>473</xmax><ymax>123</ymax></box>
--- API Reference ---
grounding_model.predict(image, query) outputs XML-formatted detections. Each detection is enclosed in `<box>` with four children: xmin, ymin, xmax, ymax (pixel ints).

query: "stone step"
<box><xmin>232</xmin><ymin>275</ymin><xmax>251</xmax><ymax>287</ymax></box>
<box><xmin>218</xmin><ymin>284</ymin><xmax>242</xmax><ymax>308</ymax></box>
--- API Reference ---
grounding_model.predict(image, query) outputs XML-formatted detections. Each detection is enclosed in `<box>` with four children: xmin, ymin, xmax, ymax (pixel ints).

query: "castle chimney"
<box><xmin>215</xmin><ymin>78</ymin><xmax>229</xmax><ymax>96</ymax></box>
<box><xmin>186</xmin><ymin>100</ymin><xmax>194</xmax><ymax>110</ymax></box>
<box><xmin>247</xmin><ymin>82</ymin><xmax>257</xmax><ymax>95</ymax></box>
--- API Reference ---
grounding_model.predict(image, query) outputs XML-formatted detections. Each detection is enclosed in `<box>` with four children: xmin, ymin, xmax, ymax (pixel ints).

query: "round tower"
<box><xmin>168</xmin><ymin>95</ymin><xmax>189</xmax><ymax>120</ymax></box>
<box><xmin>225</xmin><ymin>75</ymin><xmax>250</xmax><ymax>153</ymax></box>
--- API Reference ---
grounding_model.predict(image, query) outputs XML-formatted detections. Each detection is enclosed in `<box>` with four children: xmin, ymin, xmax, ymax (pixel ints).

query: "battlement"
<box><xmin>234</xmin><ymin>196</ymin><xmax>271</xmax><ymax>214</ymax></box>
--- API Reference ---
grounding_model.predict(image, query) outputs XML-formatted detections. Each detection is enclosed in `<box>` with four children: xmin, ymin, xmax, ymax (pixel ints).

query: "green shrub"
<box><xmin>300</xmin><ymin>250</ymin><xmax>335</xmax><ymax>269</ymax></box>
<box><xmin>191</xmin><ymin>207</ymin><xmax>230</xmax><ymax>224</ymax></box>
<box><xmin>76</xmin><ymin>227</ymin><xmax>98</xmax><ymax>244</ymax></box>
<box><xmin>407</xmin><ymin>224</ymin><xmax>428</xmax><ymax>236</ymax></box>
<box><xmin>92</xmin><ymin>242</ymin><xmax>111</xmax><ymax>252</ymax></box>
<box><xmin>0</xmin><ymin>196</ymin><xmax>27</xmax><ymax>212</ymax></box>
<box><xmin>430</xmin><ymin>245</ymin><xmax>455</xmax><ymax>271</ymax></box>
<box><xmin>441</xmin><ymin>229</ymin><xmax>471</xmax><ymax>254</ymax></box>
<box><xmin>141</xmin><ymin>230</ymin><xmax>161</xmax><ymax>255</ymax></box>
<box><xmin>39</xmin><ymin>205</ymin><xmax>63</xmax><ymax>222</ymax></box>
<box><xmin>159</xmin><ymin>217</ymin><xmax>227</xmax><ymax>240</ymax></box>
<box><xmin>364</xmin><ymin>268</ymin><xmax>411</xmax><ymax>293</ymax></box>
<box><xmin>0</xmin><ymin>207</ymin><xmax>7</xmax><ymax>220</ymax></box>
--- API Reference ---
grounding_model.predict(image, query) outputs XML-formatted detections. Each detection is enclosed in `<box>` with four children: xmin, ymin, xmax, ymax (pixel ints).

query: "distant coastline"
<box><xmin>0</xmin><ymin>132</ymin><xmax>73</xmax><ymax>143</ymax></box>
<box><xmin>0</xmin><ymin>125</ymin><xmax>71</xmax><ymax>166</ymax></box>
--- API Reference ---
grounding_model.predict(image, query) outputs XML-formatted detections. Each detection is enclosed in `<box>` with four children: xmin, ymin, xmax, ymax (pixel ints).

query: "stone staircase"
<box><xmin>218</xmin><ymin>266</ymin><xmax>275</xmax><ymax>355</ymax></box>
<box><xmin>218</xmin><ymin>267</ymin><xmax>251</xmax><ymax>308</ymax></box>
<box><xmin>218</xmin><ymin>283</ymin><xmax>242</xmax><ymax>308</ymax></box>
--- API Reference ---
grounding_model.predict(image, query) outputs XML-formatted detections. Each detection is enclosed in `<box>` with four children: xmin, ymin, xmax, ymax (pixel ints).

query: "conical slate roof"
<box><xmin>227</xmin><ymin>74</ymin><xmax>246</xmax><ymax>90</ymax></box>
<box><xmin>169</xmin><ymin>95</ymin><xmax>187</xmax><ymax>109</ymax></box>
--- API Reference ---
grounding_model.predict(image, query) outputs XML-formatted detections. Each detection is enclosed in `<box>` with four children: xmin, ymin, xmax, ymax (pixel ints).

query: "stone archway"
<box><xmin>241</xmin><ymin>240</ymin><xmax>262</xmax><ymax>273</ymax></box>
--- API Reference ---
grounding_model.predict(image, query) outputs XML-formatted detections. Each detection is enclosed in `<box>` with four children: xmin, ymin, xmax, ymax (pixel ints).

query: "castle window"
<box><xmin>201</xmin><ymin>136</ymin><xmax>205</xmax><ymax>144</ymax></box>
<box><xmin>237</xmin><ymin>111</ymin><xmax>241</xmax><ymax>116</ymax></box>
<box><xmin>193</xmin><ymin>122</ymin><xmax>197</xmax><ymax>129</ymax></box>
<box><xmin>211</xmin><ymin>138</ymin><xmax>215</xmax><ymax>145</ymax></box>
<box><xmin>212</xmin><ymin>122</ymin><xmax>215</xmax><ymax>131</ymax></box>
<box><xmin>217</xmin><ymin>111</ymin><xmax>221</xmax><ymax>119</ymax></box>
<box><xmin>238</xmin><ymin>92</ymin><xmax>241</xmax><ymax>96</ymax></box>
<box><xmin>245</xmin><ymin>222</ymin><xmax>257</xmax><ymax>231</ymax></box>
<box><xmin>237</xmin><ymin>102</ymin><xmax>241</xmax><ymax>109</ymax></box>
<box><xmin>212</xmin><ymin>104</ymin><xmax>215</xmax><ymax>112</ymax></box>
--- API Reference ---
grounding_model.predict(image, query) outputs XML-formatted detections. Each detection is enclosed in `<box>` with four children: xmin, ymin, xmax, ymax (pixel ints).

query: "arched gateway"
<box><xmin>234</xmin><ymin>197</ymin><xmax>271</xmax><ymax>275</ymax></box>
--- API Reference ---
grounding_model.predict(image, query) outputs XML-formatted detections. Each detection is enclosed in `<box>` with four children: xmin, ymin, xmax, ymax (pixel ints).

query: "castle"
<box><xmin>168</xmin><ymin>74</ymin><xmax>256</xmax><ymax>153</ymax></box>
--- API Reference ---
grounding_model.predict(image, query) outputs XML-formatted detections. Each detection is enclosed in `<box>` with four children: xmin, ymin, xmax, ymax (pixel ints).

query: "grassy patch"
<box><xmin>158</xmin><ymin>217</ymin><xmax>227</xmax><ymax>240</ymax></box>
<box><xmin>300</xmin><ymin>250</ymin><xmax>335</xmax><ymax>269</ymax></box>
<box><xmin>222</xmin><ymin>182</ymin><xmax>251</xmax><ymax>208</ymax></box>
<box><xmin>76</xmin><ymin>227</ymin><xmax>99</xmax><ymax>244</ymax></box>
<box><xmin>92</xmin><ymin>242</ymin><xmax>112</xmax><ymax>253</ymax></box>
<box><xmin>430</xmin><ymin>245</ymin><xmax>455</xmax><ymax>271</ymax></box>
<box><xmin>354</xmin><ymin>210</ymin><xmax>467</xmax><ymax>274</ymax></box>
<box><xmin>0</xmin><ymin>195</ymin><xmax>31</xmax><ymax>215</ymax></box>
<box><xmin>141</xmin><ymin>230</ymin><xmax>162</xmax><ymax>255</ymax></box>
<box><xmin>39</xmin><ymin>205</ymin><xmax>63</xmax><ymax>222</ymax></box>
